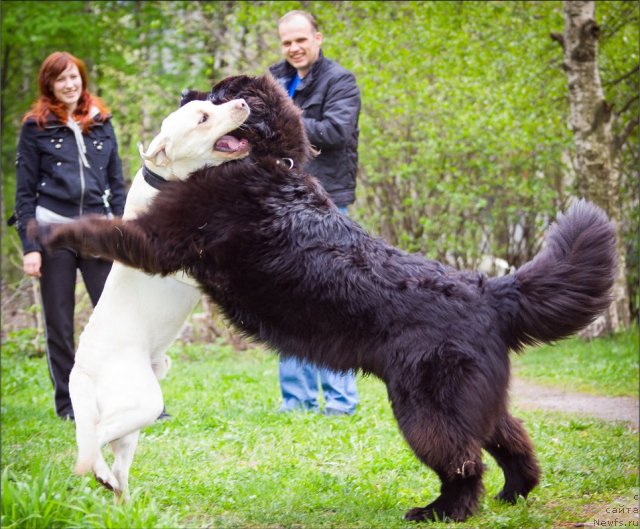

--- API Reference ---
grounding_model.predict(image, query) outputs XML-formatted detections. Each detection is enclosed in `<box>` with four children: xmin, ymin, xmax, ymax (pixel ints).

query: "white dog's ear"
<box><xmin>140</xmin><ymin>134</ymin><xmax>171</xmax><ymax>166</ymax></box>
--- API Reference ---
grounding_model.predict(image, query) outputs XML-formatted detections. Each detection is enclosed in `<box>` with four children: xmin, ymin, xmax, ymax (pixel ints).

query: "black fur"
<box><xmin>42</xmin><ymin>74</ymin><xmax>617</xmax><ymax>523</ymax></box>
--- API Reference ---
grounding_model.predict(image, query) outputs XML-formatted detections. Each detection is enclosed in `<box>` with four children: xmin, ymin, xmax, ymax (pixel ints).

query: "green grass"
<box><xmin>2</xmin><ymin>338</ymin><xmax>638</xmax><ymax>529</ymax></box>
<box><xmin>513</xmin><ymin>326</ymin><xmax>639</xmax><ymax>397</ymax></box>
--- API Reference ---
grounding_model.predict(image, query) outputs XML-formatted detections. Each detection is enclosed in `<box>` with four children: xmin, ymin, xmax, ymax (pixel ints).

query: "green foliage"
<box><xmin>341</xmin><ymin>1</ymin><xmax>569</xmax><ymax>267</ymax></box>
<box><xmin>514</xmin><ymin>325</ymin><xmax>639</xmax><ymax>397</ymax></box>
<box><xmin>1</xmin><ymin>0</ymin><xmax>638</xmax><ymax>310</ymax></box>
<box><xmin>2</xmin><ymin>340</ymin><xmax>638</xmax><ymax>528</ymax></box>
<box><xmin>1</xmin><ymin>465</ymin><xmax>179</xmax><ymax>529</ymax></box>
<box><xmin>1</xmin><ymin>329</ymin><xmax>45</xmax><ymax>358</ymax></box>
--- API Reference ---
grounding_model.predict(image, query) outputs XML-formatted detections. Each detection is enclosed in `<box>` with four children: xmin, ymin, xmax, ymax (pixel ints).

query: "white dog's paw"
<box><xmin>92</xmin><ymin>452</ymin><xmax>120</xmax><ymax>491</ymax></box>
<box><xmin>93</xmin><ymin>470</ymin><xmax>120</xmax><ymax>492</ymax></box>
<box><xmin>115</xmin><ymin>487</ymin><xmax>130</xmax><ymax>503</ymax></box>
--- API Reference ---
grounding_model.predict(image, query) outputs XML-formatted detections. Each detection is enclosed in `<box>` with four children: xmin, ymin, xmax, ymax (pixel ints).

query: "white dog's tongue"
<box><xmin>214</xmin><ymin>135</ymin><xmax>247</xmax><ymax>152</ymax></box>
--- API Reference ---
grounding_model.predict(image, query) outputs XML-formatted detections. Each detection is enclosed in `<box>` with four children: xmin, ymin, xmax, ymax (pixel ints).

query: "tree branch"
<box><xmin>615</xmin><ymin>95</ymin><xmax>638</xmax><ymax>117</ymax></box>
<box><xmin>600</xmin><ymin>5</ymin><xmax>639</xmax><ymax>41</ymax></box>
<box><xmin>605</xmin><ymin>64</ymin><xmax>639</xmax><ymax>87</ymax></box>
<box><xmin>615</xmin><ymin>115</ymin><xmax>639</xmax><ymax>152</ymax></box>
<box><xmin>550</xmin><ymin>32</ymin><xmax>565</xmax><ymax>50</ymax></box>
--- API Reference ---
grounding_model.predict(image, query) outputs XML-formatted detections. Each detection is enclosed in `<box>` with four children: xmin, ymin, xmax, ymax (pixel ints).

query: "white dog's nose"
<box><xmin>230</xmin><ymin>99</ymin><xmax>250</xmax><ymax>123</ymax></box>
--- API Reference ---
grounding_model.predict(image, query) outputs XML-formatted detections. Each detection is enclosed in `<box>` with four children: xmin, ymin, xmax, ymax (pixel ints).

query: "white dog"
<box><xmin>69</xmin><ymin>98</ymin><xmax>250</xmax><ymax>500</ymax></box>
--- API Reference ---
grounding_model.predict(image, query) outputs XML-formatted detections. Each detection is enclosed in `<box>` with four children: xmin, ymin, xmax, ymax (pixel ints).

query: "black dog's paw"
<box><xmin>25</xmin><ymin>219</ymin><xmax>54</xmax><ymax>247</ymax></box>
<box><xmin>405</xmin><ymin>502</ymin><xmax>472</xmax><ymax>523</ymax></box>
<box><xmin>404</xmin><ymin>507</ymin><xmax>431</xmax><ymax>522</ymax></box>
<box><xmin>29</xmin><ymin>220</ymin><xmax>76</xmax><ymax>252</ymax></box>
<box><xmin>494</xmin><ymin>487</ymin><xmax>530</xmax><ymax>504</ymax></box>
<box><xmin>404</xmin><ymin>506</ymin><xmax>446</xmax><ymax>523</ymax></box>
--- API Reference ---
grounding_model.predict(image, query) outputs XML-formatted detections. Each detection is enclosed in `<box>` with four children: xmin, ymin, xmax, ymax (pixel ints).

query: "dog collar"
<box><xmin>142</xmin><ymin>164</ymin><xmax>169</xmax><ymax>190</ymax></box>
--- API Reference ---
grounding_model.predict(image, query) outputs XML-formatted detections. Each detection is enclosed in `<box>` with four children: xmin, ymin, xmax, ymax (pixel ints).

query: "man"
<box><xmin>269</xmin><ymin>10</ymin><xmax>360</xmax><ymax>416</ymax></box>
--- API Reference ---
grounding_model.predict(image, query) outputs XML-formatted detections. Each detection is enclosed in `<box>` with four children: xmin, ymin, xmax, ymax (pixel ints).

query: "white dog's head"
<box><xmin>139</xmin><ymin>99</ymin><xmax>250</xmax><ymax>179</ymax></box>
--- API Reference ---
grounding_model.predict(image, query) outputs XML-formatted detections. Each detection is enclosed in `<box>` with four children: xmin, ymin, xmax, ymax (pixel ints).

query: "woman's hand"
<box><xmin>23</xmin><ymin>251</ymin><xmax>42</xmax><ymax>278</ymax></box>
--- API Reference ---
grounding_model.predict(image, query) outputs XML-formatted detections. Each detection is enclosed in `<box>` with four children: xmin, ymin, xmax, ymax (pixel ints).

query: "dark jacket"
<box><xmin>14</xmin><ymin>113</ymin><xmax>126</xmax><ymax>253</ymax></box>
<box><xmin>270</xmin><ymin>51</ymin><xmax>360</xmax><ymax>207</ymax></box>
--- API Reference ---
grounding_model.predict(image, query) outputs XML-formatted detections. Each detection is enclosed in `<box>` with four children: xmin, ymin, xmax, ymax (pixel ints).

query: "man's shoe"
<box><xmin>323</xmin><ymin>408</ymin><xmax>354</xmax><ymax>416</ymax></box>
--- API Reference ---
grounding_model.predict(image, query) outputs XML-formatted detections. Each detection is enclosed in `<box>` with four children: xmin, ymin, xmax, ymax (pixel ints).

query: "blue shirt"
<box><xmin>287</xmin><ymin>73</ymin><xmax>300</xmax><ymax>98</ymax></box>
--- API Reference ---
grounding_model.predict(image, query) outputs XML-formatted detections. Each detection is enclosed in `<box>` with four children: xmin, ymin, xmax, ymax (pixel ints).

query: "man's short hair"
<box><xmin>278</xmin><ymin>10</ymin><xmax>319</xmax><ymax>32</ymax></box>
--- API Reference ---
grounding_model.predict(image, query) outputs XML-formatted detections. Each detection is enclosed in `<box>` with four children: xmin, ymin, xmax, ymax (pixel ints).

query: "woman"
<box><xmin>13</xmin><ymin>51</ymin><xmax>126</xmax><ymax>420</ymax></box>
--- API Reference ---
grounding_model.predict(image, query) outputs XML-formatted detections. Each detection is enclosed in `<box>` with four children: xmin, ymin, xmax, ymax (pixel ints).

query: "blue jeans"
<box><xmin>279</xmin><ymin>357</ymin><xmax>358</xmax><ymax>414</ymax></box>
<box><xmin>278</xmin><ymin>205</ymin><xmax>358</xmax><ymax>415</ymax></box>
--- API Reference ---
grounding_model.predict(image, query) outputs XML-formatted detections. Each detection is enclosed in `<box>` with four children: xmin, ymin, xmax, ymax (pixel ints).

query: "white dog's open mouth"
<box><xmin>214</xmin><ymin>135</ymin><xmax>249</xmax><ymax>153</ymax></box>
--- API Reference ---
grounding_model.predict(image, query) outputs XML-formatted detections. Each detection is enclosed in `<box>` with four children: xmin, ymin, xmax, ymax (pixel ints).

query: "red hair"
<box><xmin>23</xmin><ymin>51</ymin><xmax>110</xmax><ymax>132</ymax></box>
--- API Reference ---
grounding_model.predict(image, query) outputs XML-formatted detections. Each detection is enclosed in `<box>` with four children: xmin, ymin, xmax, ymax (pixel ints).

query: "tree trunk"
<box><xmin>554</xmin><ymin>0</ymin><xmax>631</xmax><ymax>335</ymax></box>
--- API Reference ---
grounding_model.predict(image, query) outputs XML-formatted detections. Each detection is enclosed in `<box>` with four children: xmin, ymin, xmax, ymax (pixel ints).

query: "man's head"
<box><xmin>278</xmin><ymin>10</ymin><xmax>323</xmax><ymax>78</ymax></box>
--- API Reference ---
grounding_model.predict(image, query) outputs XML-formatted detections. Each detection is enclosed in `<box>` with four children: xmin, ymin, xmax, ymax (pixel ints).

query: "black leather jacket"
<box><xmin>270</xmin><ymin>52</ymin><xmax>360</xmax><ymax>207</ymax></box>
<box><xmin>14</xmin><ymin>113</ymin><xmax>126</xmax><ymax>253</ymax></box>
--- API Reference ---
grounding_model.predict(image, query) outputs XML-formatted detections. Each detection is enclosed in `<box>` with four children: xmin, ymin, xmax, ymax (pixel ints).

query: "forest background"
<box><xmin>1</xmin><ymin>0</ymin><xmax>638</xmax><ymax>342</ymax></box>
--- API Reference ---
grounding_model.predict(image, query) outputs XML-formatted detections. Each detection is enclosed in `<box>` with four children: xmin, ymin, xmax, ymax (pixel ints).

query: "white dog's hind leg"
<box><xmin>91</xmin><ymin>399</ymin><xmax>158</xmax><ymax>496</ymax></box>
<box><xmin>92</xmin><ymin>451</ymin><xmax>120</xmax><ymax>492</ymax></box>
<box><xmin>95</xmin><ymin>376</ymin><xmax>163</xmax><ymax>451</ymax></box>
<box><xmin>110</xmin><ymin>430</ymin><xmax>140</xmax><ymax>502</ymax></box>
<box><xmin>96</xmin><ymin>406</ymin><xmax>160</xmax><ymax>451</ymax></box>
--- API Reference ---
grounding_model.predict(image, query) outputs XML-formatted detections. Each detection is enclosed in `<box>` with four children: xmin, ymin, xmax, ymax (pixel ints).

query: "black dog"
<box><xmin>41</xmin><ymin>74</ymin><xmax>616</xmax><ymax>523</ymax></box>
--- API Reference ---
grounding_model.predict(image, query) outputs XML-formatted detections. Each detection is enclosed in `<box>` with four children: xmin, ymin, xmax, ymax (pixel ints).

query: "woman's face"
<box><xmin>52</xmin><ymin>63</ymin><xmax>82</xmax><ymax>112</ymax></box>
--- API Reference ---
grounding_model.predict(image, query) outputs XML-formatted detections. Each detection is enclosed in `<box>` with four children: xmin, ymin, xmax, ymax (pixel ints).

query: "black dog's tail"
<box><xmin>490</xmin><ymin>199</ymin><xmax>617</xmax><ymax>351</ymax></box>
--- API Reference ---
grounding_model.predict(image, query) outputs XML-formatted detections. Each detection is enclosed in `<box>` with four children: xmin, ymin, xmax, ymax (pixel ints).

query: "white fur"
<box><xmin>69</xmin><ymin>98</ymin><xmax>250</xmax><ymax>500</ymax></box>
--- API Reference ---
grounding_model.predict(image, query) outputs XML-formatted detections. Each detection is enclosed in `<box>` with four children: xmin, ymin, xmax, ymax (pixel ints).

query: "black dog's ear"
<box><xmin>253</xmin><ymin>121</ymin><xmax>274</xmax><ymax>140</ymax></box>
<box><xmin>180</xmin><ymin>89</ymin><xmax>210</xmax><ymax>107</ymax></box>
<box><xmin>209</xmin><ymin>75</ymin><xmax>253</xmax><ymax>104</ymax></box>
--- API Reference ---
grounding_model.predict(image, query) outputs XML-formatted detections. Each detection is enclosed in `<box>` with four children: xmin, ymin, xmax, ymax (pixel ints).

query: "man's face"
<box><xmin>278</xmin><ymin>15</ymin><xmax>323</xmax><ymax>78</ymax></box>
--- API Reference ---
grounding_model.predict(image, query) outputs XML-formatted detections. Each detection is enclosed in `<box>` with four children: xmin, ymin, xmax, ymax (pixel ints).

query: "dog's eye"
<box><xmin>198</xmin><ymin>113</ymin><xmax>209</xmax><ymax>124</ymax></box>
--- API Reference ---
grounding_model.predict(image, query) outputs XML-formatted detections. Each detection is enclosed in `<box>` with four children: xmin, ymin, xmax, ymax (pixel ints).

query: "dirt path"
<box><xmin>510</xmin><ymin>376</ymin><xmax>639</xmax><ymax>429</ymax></box>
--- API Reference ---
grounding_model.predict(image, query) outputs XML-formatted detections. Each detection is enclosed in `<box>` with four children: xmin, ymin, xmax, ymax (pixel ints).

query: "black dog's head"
<box><xmin>181</xmin><ymin>75</ymin><xmax>314</xmax><ymax>168</ymax></box>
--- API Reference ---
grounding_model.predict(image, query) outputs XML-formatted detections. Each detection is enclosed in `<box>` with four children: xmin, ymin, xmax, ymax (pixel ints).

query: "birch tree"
<box><xmin>552</xmin><ymin>0</ymin><xmax>634</xmax><ymax>334</ymax></box>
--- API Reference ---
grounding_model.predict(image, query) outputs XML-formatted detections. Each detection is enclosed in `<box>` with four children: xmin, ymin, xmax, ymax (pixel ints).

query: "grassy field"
<box><xmin>513</xmin><ymin>326</ymin><xmax>639</xmax><ymax>397</ymax></box>
<box><xmin>2</xmin><ymin>333</ymin><xmax>638</xmax><ymax>529</ymax></box>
